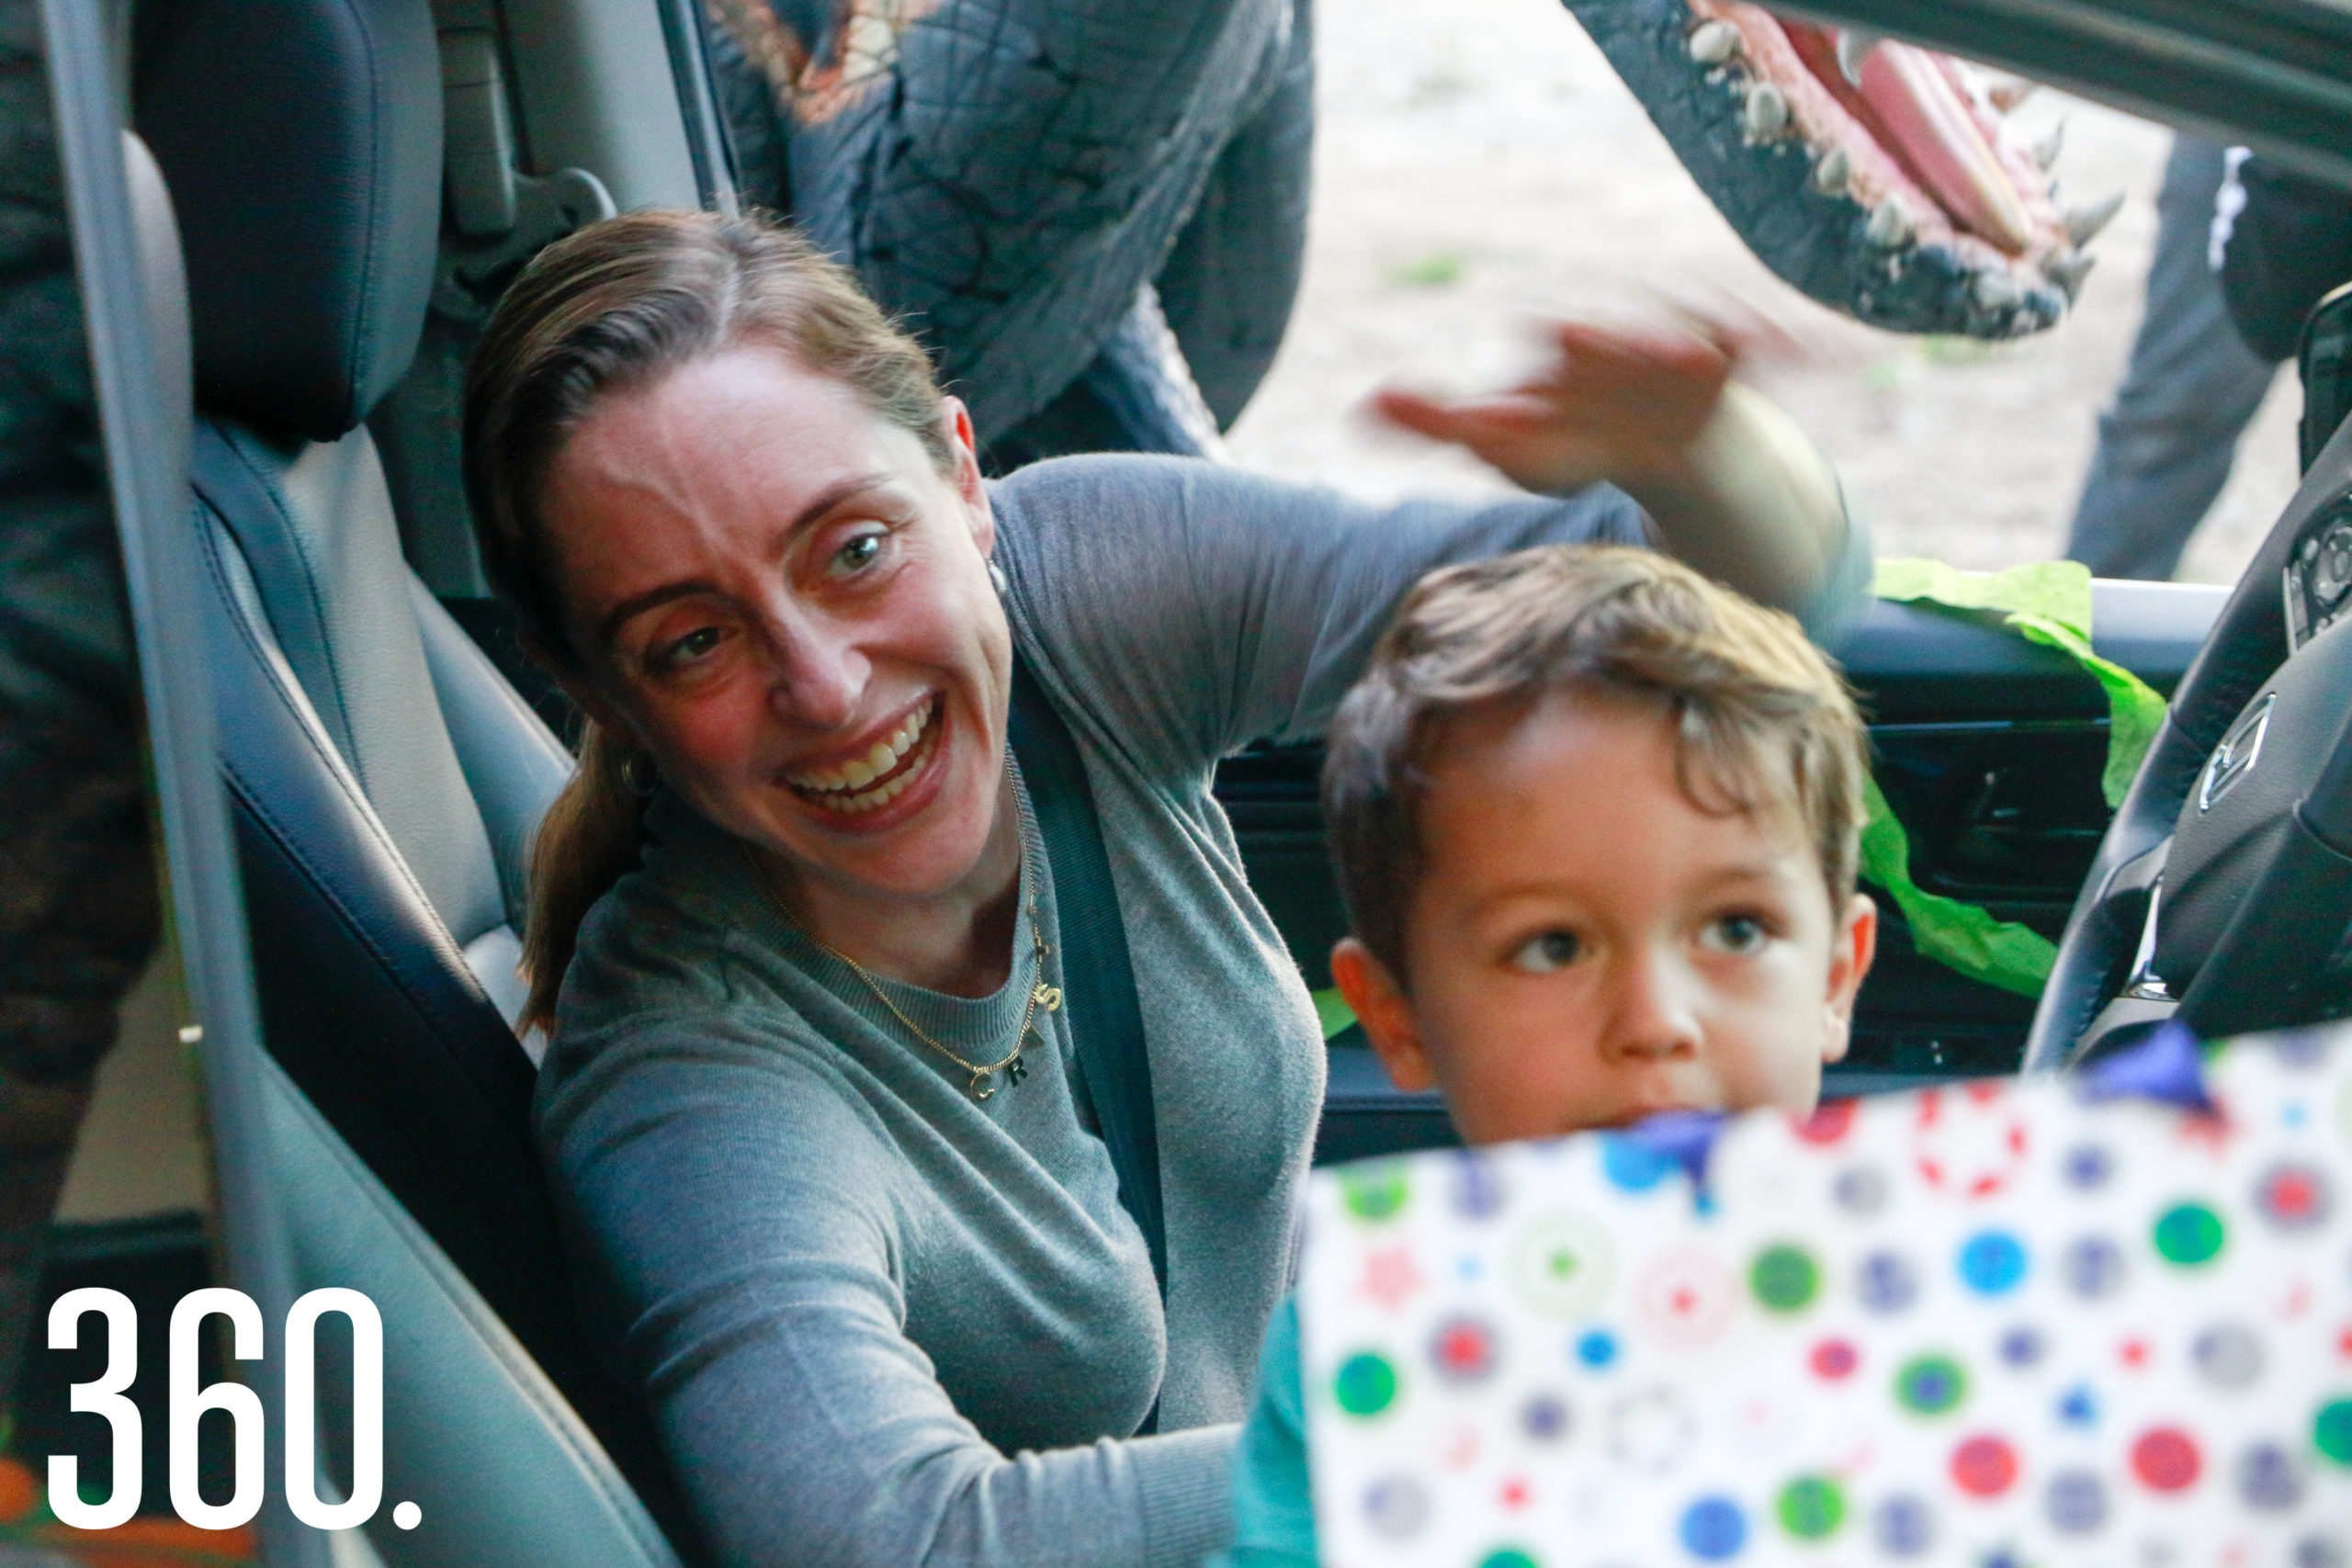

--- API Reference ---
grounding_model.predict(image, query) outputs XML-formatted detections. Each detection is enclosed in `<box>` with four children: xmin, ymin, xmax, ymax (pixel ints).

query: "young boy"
<box><xmin>1219</xmin><ymin>543</ymin><xmax>1879</xmax><ymax>1565</ymax></box>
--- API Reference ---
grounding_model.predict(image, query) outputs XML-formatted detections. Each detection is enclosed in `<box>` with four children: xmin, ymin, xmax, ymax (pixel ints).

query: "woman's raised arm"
<box><xmin>989</xmin><ymin>440</ymin><xmax>1864</xmax><ymax>779</ymax></box>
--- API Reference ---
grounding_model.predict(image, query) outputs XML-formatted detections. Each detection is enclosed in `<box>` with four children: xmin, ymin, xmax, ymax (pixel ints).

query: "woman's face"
<box><xmin>539</xmin><ymin>344</ymin><xmax>1013</xmax><ymax>907</ymax></box>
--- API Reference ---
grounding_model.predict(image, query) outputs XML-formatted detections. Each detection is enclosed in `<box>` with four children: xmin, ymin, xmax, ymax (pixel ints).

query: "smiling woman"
<box><xmin>457</xmin><ymin>209</ymin><xmax>1868</xmax><ymax>1568</ymax></box>
<box><xmin>533</xmin><ymin>346</ymin><xmax>1020</xmax><ymax>999</ymax></box>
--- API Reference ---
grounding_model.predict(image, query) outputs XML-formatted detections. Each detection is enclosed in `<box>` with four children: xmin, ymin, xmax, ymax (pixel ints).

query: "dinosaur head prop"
<box><xmin>1570</xmin><ymin>0</ymin><xmax>2111</xmax><ymax>339</ymax></box>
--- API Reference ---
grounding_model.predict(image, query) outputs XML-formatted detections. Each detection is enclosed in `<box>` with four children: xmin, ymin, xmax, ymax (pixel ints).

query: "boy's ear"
<box><xmin>1331</xmin><ymin>937</ymin><xmax>1439</xmax><ymax>1092</ymax></box>
<box><xmin>1819</xmin><ymin>892</ymin><xmax>1878</xmax><ymax>1066</ymax></box>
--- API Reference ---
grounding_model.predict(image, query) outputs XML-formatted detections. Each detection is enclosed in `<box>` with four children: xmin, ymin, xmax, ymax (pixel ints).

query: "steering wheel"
<box><xmin>2024</xmin><ymin>417</ymin><xmax>2352</xmax><ymax>1069</ymax></box>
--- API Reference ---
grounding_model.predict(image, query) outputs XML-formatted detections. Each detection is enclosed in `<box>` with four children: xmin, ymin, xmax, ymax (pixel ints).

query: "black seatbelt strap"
<box><xmin>1005</xmin><ymin>657</ymin><xmax>1168</xmax><ymax>1301</ymax></box>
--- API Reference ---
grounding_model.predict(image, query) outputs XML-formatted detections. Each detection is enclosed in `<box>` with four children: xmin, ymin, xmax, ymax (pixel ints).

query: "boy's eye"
<box><xmin>1704</xmin><ymin>913</ymin><xmax>1770</xmax><ymax>955</ymax></box>
<box><xmin>1508</xmin><ymin>930</ymin><xmax>1581</xmax><ymax>974</ymax></box>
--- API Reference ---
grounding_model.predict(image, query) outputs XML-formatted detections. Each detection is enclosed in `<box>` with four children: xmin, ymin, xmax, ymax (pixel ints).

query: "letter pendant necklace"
<box><xmin>817</xmin><ymin>903</ymin><xmax>1060</xmax><ymax>1100</ymax></box>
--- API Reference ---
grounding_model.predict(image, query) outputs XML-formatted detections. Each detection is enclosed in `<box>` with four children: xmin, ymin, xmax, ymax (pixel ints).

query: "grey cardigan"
<box><xmin>536</xmin><ymin>455</ymin><xmax>1867</xmax><ymax>1568</ymax></box>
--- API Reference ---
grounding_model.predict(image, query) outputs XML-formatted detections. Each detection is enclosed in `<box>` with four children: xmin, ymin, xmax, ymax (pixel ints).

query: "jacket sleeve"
<box><xmin>2218</xmin><ymin>153</ymin><xmax>2352</xmax><ymax>365</ymax></box>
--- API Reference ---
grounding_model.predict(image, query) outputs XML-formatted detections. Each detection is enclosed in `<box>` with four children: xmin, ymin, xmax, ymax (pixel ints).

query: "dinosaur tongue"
<box><xmin>1780</xmin><ymin>22</ymin><xmax>2033</xmax><ymax>255</ymax></box>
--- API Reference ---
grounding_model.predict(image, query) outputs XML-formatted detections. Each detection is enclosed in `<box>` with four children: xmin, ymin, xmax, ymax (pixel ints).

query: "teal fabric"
<box><xmin>1209</xmin><ymin>1294</ymin><xmax>1317</xmax><ymax>1568</ymax></box>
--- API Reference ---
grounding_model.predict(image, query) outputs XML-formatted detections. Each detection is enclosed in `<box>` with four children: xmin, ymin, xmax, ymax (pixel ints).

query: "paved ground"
<box><xmin>1223</xmin><ymin>0</ymin><xmax>2303</xmax><ymax>587</ymax></box>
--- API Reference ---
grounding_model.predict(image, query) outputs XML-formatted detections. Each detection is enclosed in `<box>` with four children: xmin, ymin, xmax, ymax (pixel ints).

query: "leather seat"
<box><xmin>128</xmin><ymin>0</ymin><xmax>698</xmax><ymax>1553</ymax></box>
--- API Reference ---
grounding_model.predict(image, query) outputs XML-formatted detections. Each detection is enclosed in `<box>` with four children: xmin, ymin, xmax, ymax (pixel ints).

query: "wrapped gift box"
<box><xmin>1299</xmin><ymin>1029</ymin><xmax>2352</xmax><ymax>1567</ymax></box>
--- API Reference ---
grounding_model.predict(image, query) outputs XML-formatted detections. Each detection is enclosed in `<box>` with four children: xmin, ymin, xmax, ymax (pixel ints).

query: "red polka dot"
<box><xmin>1438</xmin><ymin>1325</ymin><xmax>1491</xmax><ymax>1373</ymax></box>
<box><xmin>1809</xmin><ymin>1338</ymin><xmax>1859</xmax><ymax>1380</ymax></box>
<box><xmin>2131</xmin><ymin>1427</ymin><xmax>2201</xmax><ymax>1492</ymax></box>
<box><xmin>2265</xmin><ymin>1168</ymin><xmax>2321</xmax><ymax>1220</ymax></box>
<box><xmin>1500</xmin><ymin>1477</ymin><xmax>1531</xmax><ymax>1510</ymax></box>
<box><xmin>2119</xmin><ymin>1337</ymin><xmax>2151</xmax><ymax>1370</ymax></box>
<box><xmin>1951</xmin><ymin>1435</ymin><xmax>2018</xmax><ymax>1498</ymax></box>
<box><xmin>1793</xmin><ymin>1100</ymin><xmax>1857</xmax><ymax>1145</ymax></box>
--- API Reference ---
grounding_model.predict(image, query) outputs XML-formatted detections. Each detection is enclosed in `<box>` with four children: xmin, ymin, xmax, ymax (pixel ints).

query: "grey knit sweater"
<box><xmin>536</xmin><ymin>455</ymin><xmax>1866</xmax><ymax>1568</ymax></box>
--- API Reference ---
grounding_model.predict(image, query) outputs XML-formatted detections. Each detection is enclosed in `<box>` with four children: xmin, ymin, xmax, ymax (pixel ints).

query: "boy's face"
<box><xmin>1331</xmin><ymin>688</ymin><xmax>1876</xmax><ymax>1146</ymax></box>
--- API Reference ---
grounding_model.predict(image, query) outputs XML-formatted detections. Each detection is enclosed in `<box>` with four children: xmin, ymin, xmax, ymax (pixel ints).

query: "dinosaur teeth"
<box><xmin>1742</xmin><ymin>82</ymin><xmax>1790</xmax><ymax>141</ymax></box>
<box><xmin>1813</xmin><ymin>144</ymin><xmax>1851</xmax><ymax>197</ymax></box>
<box><xmin>1971</xmin><ymin>270</ymin><xmax>2023</xmax><ymax>313</ymax></box>
<box><xmin>1857</xmin><ymin>39</ymin><xmax>2034</xmax><ymax>254</ymax></box>
<box><xmin>1988</xmin><ymin>78</ymin><xmax>2038</xmax><ymax>114</ymax></box>
<box><xmin>1688</xmin><ymin>20</ymin><xmax>1740</xmax><ymax>65</ymax></box>
<box><xmin>2032</xmin><ymin>118</ymin><xmax>2066</xmax><ymax>172</ymax></box>
<box><xmin>1867</xmin><ymin>199</ymin><xmax>1914</xmax><ymax>249</ymax></box>
<box><xmin>1838</xmin><ymin>28</ymin><xmax>1881</xmax><ymax>87</ymax></box>
<box><xmin>2065</xmin><ymin>191</ymin><xmax>2125</xmax><ymax>246</ymax></box>
<box><xmin>2041</xmin><ymin>250</ymin><xmax>2097</xmax><ymax>299</ymax></box>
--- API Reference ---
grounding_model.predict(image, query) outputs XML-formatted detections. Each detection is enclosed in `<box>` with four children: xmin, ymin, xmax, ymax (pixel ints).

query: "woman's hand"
<box><xmin>1373</xmin><ymin>312</ymin><xmax>1847</xmax><ymax>617</ymax></box>
<box><xmin>1370</xmin><ymin>316</ymin><xmax>1745</xmax><ymax>495</ymax></box>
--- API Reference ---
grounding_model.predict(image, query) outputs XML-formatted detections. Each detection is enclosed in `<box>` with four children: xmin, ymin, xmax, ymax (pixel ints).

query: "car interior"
<box><xmin>16</xmin><ymin>0</ymin><xmax>2352</xmax><ymax>1562</ymax></box>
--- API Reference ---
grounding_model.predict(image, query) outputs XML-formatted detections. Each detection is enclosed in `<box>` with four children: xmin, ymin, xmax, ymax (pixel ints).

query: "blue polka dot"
<box><xmin>2064</xmin><ymin>1144</ymin><xmax>2112</xmax><ymax>1190</ymax></box>
<box><xmin>1574</xmin><ymin>1328</ymin><xmax>1619</xmax><ymax>1370</ymax></box>
<box><xmin>2045</xmin><ymin>1469</ymin><xmax>2107</xmax><ymax>1534</ymax></box>
<box><xmin>1857</xmin><ymin>1250</ymin><xmax>1918</xmax><ymax>1314</ymax></box>
<box><xmin>1872</xmin><ymin>1495</ymin><xmax>1934</xmax><ymax>1557</ymax></box>
<box><xmin>1601</xmin><ymin>1134</ymin><xmax>1675</xmax><ymax>1192</ymax></box>
<box><xmin>2061</xmin><ymin>1235</ymin><xmax>2126</xmax><ymax>1299</ymax></box>
<box><xmin>1679</xmin><ymin>1496</ymin><xmax>1747</xmax><ymax>1560</ymax></box>
<box><xmin>1958</xmin><ymin>1231</ymin><xmax>2028</xmax><ymax>1295</ymax></box>
<box><xmin>2056</xmin><ymin>1383</ymin><xmax>2098</xmax><ymax>1428</ymax></box>
<box><xmin>1449</xmin><ymin>1152</ymin><xmax>1508</xmax><ymax>1219</ymax></box>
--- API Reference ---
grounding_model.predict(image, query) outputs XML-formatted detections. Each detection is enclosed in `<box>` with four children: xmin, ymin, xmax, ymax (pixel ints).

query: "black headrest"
<box><xmin>133</xmin><ymin>0</ymin><xmax>442</xmax><ymax>443</ymax></box>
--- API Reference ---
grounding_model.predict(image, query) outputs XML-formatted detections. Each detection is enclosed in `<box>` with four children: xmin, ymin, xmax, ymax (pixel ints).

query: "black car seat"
<box><xmin>126</xmin><ymin>0</ymin><xmax>699</xmax><ymax>1553</ymax></box>
<box><xmin>110</xmin><ymin>121</ymin><xmax>678</xmax><ymax>1567</ymax></box>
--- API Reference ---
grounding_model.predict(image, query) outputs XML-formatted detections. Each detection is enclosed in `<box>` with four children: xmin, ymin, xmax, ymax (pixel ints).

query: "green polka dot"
<box><xmin>1478</xmin><ymin>1552</ymin><xmax>1541</xmax><ymax>1568</ymax></box>
<box><xmin>1341</xmin><ymin>1164</ymin><xmax>1410</xmax><ymax>1222</ymax></box>
<box><xmin>2153</xmin><ymin>1202</ymin><xmax>2226</xmax><ymax>1266</ymax></box>
<box><xmin>1777</xmin><ymin>1476</ymin><xmax>1845</xmax><ymax>1540</ymax></box>
<box><xmin>1894</xmin><ymin>1354</ymin><xmax>1968</xmax><ymax>1416</ymax></box>
<box><xmin>2316</xmin><ymin>1399</ymin><xmax>2352</xmax><ymax>1465</ymax></box>
<box><xmin>1333</xmin><ymin>1352</ymin><xmax>1398</xmax><ymax>1416</ymax></box>
<box><xmin>1505</xmin><ymin>1212</ymin><xmax>1617</xmax><ymax>1319</ymax></box>
<box><xmin>1750</xmin><ymin>1244</ymin><xmax>1820</xmax><ymax>1313</ymax></box>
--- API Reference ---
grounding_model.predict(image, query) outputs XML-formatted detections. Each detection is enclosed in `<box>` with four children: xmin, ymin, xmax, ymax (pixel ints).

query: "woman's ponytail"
<box><xmin>518</xmin><ymin>720</ymin><xmax>646</xmax><ymax>1036</ymax></box>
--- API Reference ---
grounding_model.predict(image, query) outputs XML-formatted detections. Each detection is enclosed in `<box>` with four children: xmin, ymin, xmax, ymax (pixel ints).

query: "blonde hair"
<box><xmin>1321</xmin><ymin>545</ymin><xmax>1869</xmax><ymax>981</ymax></box>
<box><xmin>460</xmin><ymin>210</ymin><xmax>953</xmax><ymax>1033</ymax></box>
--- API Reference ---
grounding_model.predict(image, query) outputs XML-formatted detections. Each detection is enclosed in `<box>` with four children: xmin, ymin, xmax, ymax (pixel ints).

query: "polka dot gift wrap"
<box><xmin>1297</xmin><ymin>1030</ymin><xmax>2352</xmax><ymax>1568</ymax></box>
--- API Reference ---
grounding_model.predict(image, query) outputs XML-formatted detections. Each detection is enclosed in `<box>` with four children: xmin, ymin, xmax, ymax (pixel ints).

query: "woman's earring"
<box><xmin>620</xmin><ymin>750</ymin><xmax>661</xmax><ymax>799</ymax></box>
<box><xmin>988</xmin><ymin>561</ymin><xmax>1010</xmax><ymax>596</ymax></box>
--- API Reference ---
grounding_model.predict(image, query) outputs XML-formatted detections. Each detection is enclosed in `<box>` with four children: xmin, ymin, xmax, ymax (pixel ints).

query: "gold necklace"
<box><xmin>812</xmin><ymin>905</ymin><xmax>1062</xmax><ymax>1100</ymax></box>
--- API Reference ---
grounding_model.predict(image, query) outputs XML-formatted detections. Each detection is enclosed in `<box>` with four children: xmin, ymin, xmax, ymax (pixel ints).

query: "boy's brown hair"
<box><xmin>1322</xmin><ymin>545</ymin><xmax>1869</xmax><ymax>982</ymax></box>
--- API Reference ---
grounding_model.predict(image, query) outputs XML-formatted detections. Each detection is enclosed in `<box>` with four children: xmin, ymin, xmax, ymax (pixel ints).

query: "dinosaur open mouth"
<box><xmin>1668</xmin><ymin>1</ymin><xmax>2112</xmax><ymax>336</ymax></box>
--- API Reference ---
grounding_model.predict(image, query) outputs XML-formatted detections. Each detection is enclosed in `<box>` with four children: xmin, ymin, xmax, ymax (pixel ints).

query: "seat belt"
<box><xmin>1005</xmin><ymin>657</ymin><xmax>1168</xmax><ymax>1303</ymax></box>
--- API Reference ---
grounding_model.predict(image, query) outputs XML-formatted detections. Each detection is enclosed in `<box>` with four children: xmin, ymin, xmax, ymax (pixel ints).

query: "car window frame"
<box><xmin>35</xmin><ymin>0</ymin><xmax>326</xmax><ymax>1561</ymax></box>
